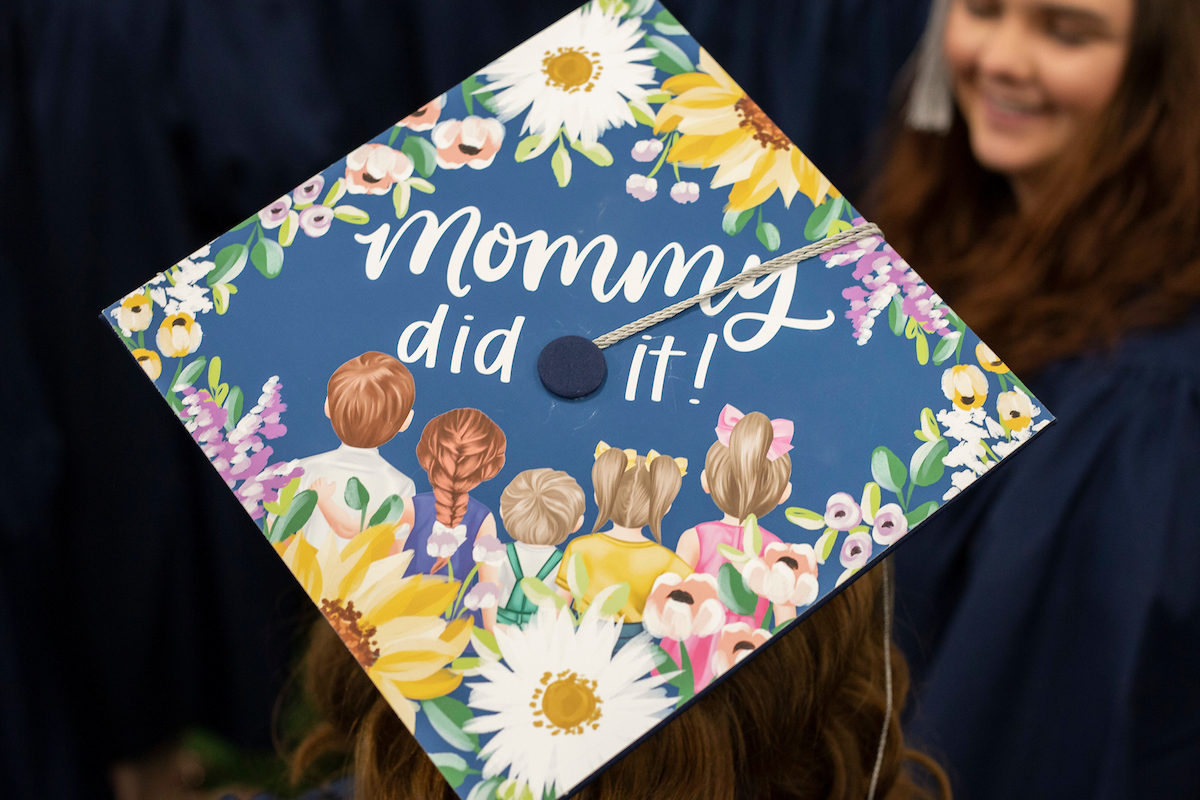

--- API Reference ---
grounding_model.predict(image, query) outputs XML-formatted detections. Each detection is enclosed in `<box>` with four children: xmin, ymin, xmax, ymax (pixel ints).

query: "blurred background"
<box><xmin>0</xmin><ymin>1</ymin><xmax>932</xmax><ymax>798</ymax></box>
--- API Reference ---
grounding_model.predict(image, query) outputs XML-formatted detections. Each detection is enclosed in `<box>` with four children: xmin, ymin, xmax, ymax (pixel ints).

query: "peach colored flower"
<box><xmin>641</xmin><ymin>572</ymin><xmax>724</xmax><ymax>640</ymax></box>
<box><xmin>431</xmin><ymin>117</ymin><xmax>505</xmax><ymax>170</ymax></box>
<box><xmin>742</xmin><ymin>542</ymin><xmax>819</xmax><ymax>606</ymax></box>
<box><xmin>399</xmin><ymin>93</ymin><xmax>447</xmax><ymax>131</ymax></box>
<box><xmin>710</xmin><ymin>622</ymin><xmax>771</xmax><ymax>679</ymax></box>
<box><xmin>344</xmin><ymin>143</ymin><xmax>413</xmax><ymax>195</ymax></box>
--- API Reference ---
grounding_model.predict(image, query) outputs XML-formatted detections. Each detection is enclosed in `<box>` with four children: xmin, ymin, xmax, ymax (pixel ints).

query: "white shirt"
<box><xmin>297</xmin><ymin>444</ymin><xmax>417</xmax><ymax>549</ymax></box>
<box><xmin>497</xmin><ymin>541</ymin><xmax>563</xmax><ymax>607</ymax></box>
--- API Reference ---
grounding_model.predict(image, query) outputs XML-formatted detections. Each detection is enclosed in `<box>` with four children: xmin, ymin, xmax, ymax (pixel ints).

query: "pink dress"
<box><xmin>663</xmin><ymin>520</ymin><xmax>782</xmax><ymax>690</ymax></box>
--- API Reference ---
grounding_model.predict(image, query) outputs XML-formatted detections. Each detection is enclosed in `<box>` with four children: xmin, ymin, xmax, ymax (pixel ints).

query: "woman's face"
<box><xmin>944</xmin><ymin>0</ymin><xmax>1134</xmax><ymax>189</ymax></box>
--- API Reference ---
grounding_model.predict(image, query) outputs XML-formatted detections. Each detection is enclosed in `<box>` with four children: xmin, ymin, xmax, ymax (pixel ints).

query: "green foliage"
<box><xmin>272</xmin><ymin>490</ymin><xmax>317</xmax><ymax>543</ymax></box>
<box><xmin>717</xmin><ymin>562</ymin><xmax>758</xmax><ymax>616</ymax></box>
<box><xmin>870</xmin><ymin>446</ymin><xmax>907</xmax><ymax>495</ymax></box>
<box><xmin>250</xmin><ymin>238</ymin><xmax>284</xmax><ymax>278</ymax></box>
<box><xmin>723</xmin><ymin>208</ymin><xmax>754</xmax><ymax>236</ymax></box>
<box><xmin>174</xmin><ymin>356</ymin><xmax>207</xmax><ymax>391</ymax></box>
<box><xmin>402</xmin><ymin>135</ymin><xmax>438</xmax><ymax>179</ymax></box>
<box><xmin>755</xmin><ymin>217</ymin><xmax>781</xmax><ymax>251</ymax></box>
<box><xmin>804</xmin><ymin>196</ymin><xmax>845</xmax><ymax>241</ymax></box>
<box><xmin>551</xmin><ymin>139</ymin><xmax>572</xmax><ymax>187</ymax></box>
<box><xmin>644</xmin><ymin>34</ymin><xmax>693</xmax><ymax>74</ymax></box>
<box><xmin>422</xmin><ymin>696</ymin><xmax>479</xmax><ymax>753</ymax></box>
<box><xmin>207</xmin><ymin>243</ymin><xmax>247</xmax><ymax>286</ymax></box>
<box><xmin>368</xmin><ymin>494</ymin><xmax>404</xmax><ymax>526</ymax></box>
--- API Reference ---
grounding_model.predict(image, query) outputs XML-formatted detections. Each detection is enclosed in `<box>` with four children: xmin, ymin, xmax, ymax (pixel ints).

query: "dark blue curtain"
<box><xmin>0</xmin><ymin>1</ymin><xmax>930</xmax><ymax>798</ymax></box>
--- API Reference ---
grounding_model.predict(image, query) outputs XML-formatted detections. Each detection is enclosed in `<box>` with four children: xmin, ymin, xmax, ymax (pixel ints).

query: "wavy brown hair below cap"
<box><xmin>867</xmin><ymin>0</ymin><xmax>1200</xmax><ymax>377</ymax></box>
<box><xmin>287</xmin><ymin>564</ymin><xmax>951</xmax><ymax>800</ymax></box>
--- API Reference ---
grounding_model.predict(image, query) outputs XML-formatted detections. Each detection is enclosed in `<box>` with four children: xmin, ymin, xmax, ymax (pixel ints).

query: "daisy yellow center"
<box><xmin>321</xmin><ymin>598</ymin><xmax>380</xmax><ymax>669</ymax></box>
<box><xmin>542</xmin><ymin>47</ymin><xmax>600</xmax><ymax>93</ymax></box>
<box><xmin>531</xmin><ymin>670</ymin><xmax>603</xmax><ymax>735</ymax></box>
<box><xmin>735</xmin><ymin>95</ymin><xmax>790</xmax><ymax>151</ymax></box>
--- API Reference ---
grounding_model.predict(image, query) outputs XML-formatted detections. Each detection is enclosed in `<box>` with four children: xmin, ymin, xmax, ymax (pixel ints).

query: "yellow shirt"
<box><xmin>556</xmin><ymin>533</ymin><xmax>692</xmax><ymax>622</ymax></box>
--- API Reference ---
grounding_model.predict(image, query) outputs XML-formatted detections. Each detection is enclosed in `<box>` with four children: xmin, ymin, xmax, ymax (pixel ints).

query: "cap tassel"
<box><xmin>905</xmin><ymin>0</ymin><xmax>955</xmax><ymax>133</ymax></box>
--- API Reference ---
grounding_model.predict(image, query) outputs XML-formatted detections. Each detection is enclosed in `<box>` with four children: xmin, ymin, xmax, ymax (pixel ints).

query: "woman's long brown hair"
<box><xmin>288</xmin><ymin>565</ymin><xmax>951</xmax><ymax>800</ymax></box>
<box><xmin>868</xmin><ymin>0</ymin><xmax>1200</xmax><ymax>376</ymax></box>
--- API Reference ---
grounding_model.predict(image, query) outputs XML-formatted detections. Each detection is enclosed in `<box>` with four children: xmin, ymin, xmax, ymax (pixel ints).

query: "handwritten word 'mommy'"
<box><xmin>354</xmin><ymin>206</ymin><xmax>833</xmax><ymax>353</ymax></box>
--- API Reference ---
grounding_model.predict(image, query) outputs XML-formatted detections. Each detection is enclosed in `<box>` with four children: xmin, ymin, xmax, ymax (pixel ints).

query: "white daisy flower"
<box><xmin>463</xmin><ymin>603</ymin><xmax>676</xmax><ymax>799</ymax></box>
<box><xmin>479</xmin><ymin>5</ymin><xmax>657</xmax><ymax>147</ymax></box>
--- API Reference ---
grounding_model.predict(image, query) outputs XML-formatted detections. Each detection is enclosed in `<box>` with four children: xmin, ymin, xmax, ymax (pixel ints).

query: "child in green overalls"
<box><xmin>491</xmin><ymin>468</ymin><xmax>585</xmax><ymax>631</ymax></box>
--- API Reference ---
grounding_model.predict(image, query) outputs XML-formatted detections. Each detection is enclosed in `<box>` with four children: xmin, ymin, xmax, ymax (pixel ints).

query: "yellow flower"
<box><xmin>156</xmin><ymin>313</ymin><xmax>203</xmax><ymax>357</ymax></box>
<box><xmin>119</xmin><ymin>292</ymin><xmax>154</xmax><ymax>332</ymax></box>
<box><xmin>996</xmin><ymin>390</ymin><xmax>1035</xmax><ymax>431</ymax></box>
<box><xmin>976</xmin><ymin>342</ymin><xmax>1010</xmax><ymax>373</ymax></box>
<box><xmin>132</xmin><ymin>348</ymin><xmax>162</xmax><ymax>380</ymax></box>
<box><xmin>654</xmin><ymin>49</ymin><xmax>836</xmax><ymax>213</ymax></box>
<box><xmin>280</xmin><ymin>523</ymin><xmax>471</xmax><ymax>731</ymax></box>
<box><xmin>941</xmin><ymin>364</ymin><xmax>989</xmax><ymax>410</ymax></box>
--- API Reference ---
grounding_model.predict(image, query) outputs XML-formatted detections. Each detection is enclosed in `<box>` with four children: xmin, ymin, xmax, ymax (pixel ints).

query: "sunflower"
<box><xmin>655</xmin><ymin>48</ymin><xmax>836</xmax><ymax>213</ymax></box>
<box><xmin>480</xmin><ymin>4</ymin><xmax>657</xmax><ymax>146</ymax></box>
<box><xmin>463</xmin><ymin>604</ymin><xmax>676</xmax><ymax>799</ymax></box>
<box><xmin>280</xmin><ymin>523</ymin><xmax>471</xmax><ymax>731</ymax></box>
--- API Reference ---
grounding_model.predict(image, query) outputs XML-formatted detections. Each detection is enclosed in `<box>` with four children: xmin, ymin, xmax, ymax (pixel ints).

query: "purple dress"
<box><xmin>402</xmin><ymin>493</ymin><xmax>491</xmax><ymax>581</ymax></box>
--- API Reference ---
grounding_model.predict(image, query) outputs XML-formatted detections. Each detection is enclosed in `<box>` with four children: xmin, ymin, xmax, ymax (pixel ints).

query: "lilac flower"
<box><xmin>669</xmin><ymin>181</ymin><xmax>700</xmax><ymax>204</ymax></box>
<box><xmin>839</xmin><ymin>532</ymin><xmax>872</xmax><ymax>570</ymax></box>
<box><xmin>473</xmin><ymin>536</ymin><xmax>507</xmax><ymax>567</ymax></box>
<box><xmin>258</xmin><ymin>196</ymin><xmax>292</xmax><ymax>229</ymax></box>
<box><xmin>626</xmin><ymin>174</ymin><xmax>657</xmax><ymax>202</ymax></box>
<box><xmin>464</xmin><ymin>582</ymin><xmax>501</xmax><ymax>611</ymax></box>
<box><xmin>293</xmin><ymin>175</ymin><xmax>325</xmax><ymax>205</ymax></box>
<box><xmin>824</xmin><ymin>492</ymin><xmax>862</xmax><ymax>530</ymax></box>
<box><xmin>871</xmin><ymin>503</ymin><xmax>909</xmax><ymax>546</ymax></box>
<box><xmin>298</xmin><ymin>205</ymin><xmax>334</xmax><ymax>238</ymax></box>
<box><xmin>427</xmin><ymin>529</ymin><xmax>462</xmax><ymax>559</ymax></box>
<box><xmin>631</xmin><ymin>139</ymin><xmax>664</xmax><ymax>162</ymax></box>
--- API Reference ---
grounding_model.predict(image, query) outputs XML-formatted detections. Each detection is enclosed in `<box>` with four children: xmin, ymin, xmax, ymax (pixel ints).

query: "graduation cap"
<box><xmin>103</xmin><ymin>2</ymin><xmax>1052</xmax><ymax>798</ymax></box>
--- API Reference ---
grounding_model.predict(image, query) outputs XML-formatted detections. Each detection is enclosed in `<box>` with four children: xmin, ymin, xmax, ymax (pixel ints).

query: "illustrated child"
<box><xmin>668</xmin><ymin>404</ymin><xmax>797</xmax><ymax>689</ymax></box>
<box><xmin>493</xmin><ymin>468</ymin><xmax>586</xmax><ymax>632</ymax></box>
<box><xmin>300</xmin><ymin>352</ymin><xmax>417</xmax><ymax>549</ymax></box>
<box><xmin>557</xmin><ymin>442</ymin><xmax>692</xmax><ymax>648</ymax></box>
<box><xmin>394</xmin><ymin>408</ymin><xmax>505</xmax><ymax>599</ymax></box>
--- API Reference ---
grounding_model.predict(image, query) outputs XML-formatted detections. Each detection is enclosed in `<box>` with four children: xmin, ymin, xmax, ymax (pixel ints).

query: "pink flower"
<box><xmin>431</xmin><ymin>117</ymin><xmax>505</xmax><ymax>170</ymax></box>
<box><xmin>669</xmin><ymin>181</ymin><xmax>699</xmax><ymax>204</ymax></box>
<box><xmin>710</xmin><ymin>623</ymin><xmax>771</xmax><ymax>679</ymax></box>
<box><xmin>840</xmin><ymin>532</ymin><xmax>872</xmax><ymax>570</ymax></box>
<box><xmin>473</xmin><ymin>536</ymin><xmax>507</xmax><ymax>566</ymax></box>
<box><xmin>742</xmin><ymin>542</ymin><xmax>819</xmax><ymax>606</ymax></box>
<box><xmin>344</xmin><ymin>143</ymin><xmax>413</xmax><ymax>195</ymax></box>
<box><xmin>626</xmin><ymin>174</ymin><xmax>657</xmax><ymax>202</ymax></box>
<box><xmin>642</xmin><ymin>572</ymin><xmax>725</xmax><ymax>640</ymax></box>
<box><xmin>464</xmin><ymin>582</ymin><xmax>501</xmax><ymax>611</ymax></box>
<box><xmin>293</xmin><ymin>175</ymin><xmax>325</xmax><ymax>205</ymax></box>
<box><xmin>298</xmin><ymin>205</ymin><xmax>334</xmax><ymax>238</ymax></box>
<box><xmin>871</xmin><ymin>503</ymin><xmax>909</xmax><ymax>546</ymax></box>
<box><xmin>399</xmin><ymin>93</ymin><xmax>447</xmax><ymax>131</ymax></box>
<box><xmin>824</xmin><ymin>492</ymin><xmax>862</xmax><ymax>530</ymax></box>
<box><xmin>631</xmin><ymin>138</ymin><xmax>664</xmax><ymax>162</ymax></box>
<box><xmin>258</xmin><ymin>196</ymin><xmax>292</xmax><ymax>229</ymax></box>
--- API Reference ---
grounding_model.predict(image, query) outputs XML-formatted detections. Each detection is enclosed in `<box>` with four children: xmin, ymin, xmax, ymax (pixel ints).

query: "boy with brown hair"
<box><xmin>494</xmin><ymin>468</ymin><xmax>585</xmax><ymax>629</ymax></box>
<box><xmin>299</xmin><ymin>351</ymin><xmax>417</xmax><ymax>547</ymax></box>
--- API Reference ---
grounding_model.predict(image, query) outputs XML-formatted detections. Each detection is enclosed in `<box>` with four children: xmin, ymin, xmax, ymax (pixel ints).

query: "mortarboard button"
<box><xmin>537</xmin><ymin>335</ymin><xmax>607</xmax><ymax>399</ymax></box>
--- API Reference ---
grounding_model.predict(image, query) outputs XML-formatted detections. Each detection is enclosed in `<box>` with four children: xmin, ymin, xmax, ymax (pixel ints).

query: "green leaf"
<box><xmin>815</xmin><ymin>528</ymin><xmax>838</xmax><ymax>564</ymax></box>
<box><xmin>273</xmin><ymin>490</ymin><xmax>317</xmax><ymax>543</ymax></box>
<box><xmin>223</xmin><ymin>385</ymin><xmax>244</xmax><ymax>433</ymax></box>
<box><xmin>429</xmin><ymin>752</ymin><xmax>477</xmax><ymax>789</ymax></box>
<box><xmin>804</xmin><ymin>196</ymin><xmax>846</xmax><ymax>241</ymax></box>
<box><xmin>910</xmin><ymin>438</ymin><xmax>950</xmax><ymax>487</ymax></box>
<box><xmin>213</xmin><ymin>383</ymin><xmax>228</xmax><ymax>406</ymax></box>
<box><xmin>915</xmin><ymin>407</ymin><xmax>940</xmax><ymax>442</ymax></box>
<box><xmin>755</xmin><ymin>218</ymin><xmax>781</xmax><ymax>251</ymax></box>
<box><xmin>784</xmin><ymin>507</ymin><xmax>826</xmax><ymax>530</ymax></box>
<box><xmin>471</xmin><ymin>626</ymin><xmax>501</xmax><ymax>660</ymax></box>
<box><xmin>861</xmin><ymin>482</ymin><xmax>882</xmax><ymax>523</ymax></box>
<box><xmin>250</xmin><ymin>238</ymin><xmax>284</xmax><ymax>279</ymax></box>
<box><xmin>409</xmin><ymin>177</ymin><xmax>436</xmax><ymax>194</ymax></box>
<box><xmin>888</xmin><ymin>294</ymin><xmax>907</xmax><ymax>336</ymax></box>
<box><xmin>570</xmin><ymin>138</ymin><xmax>614</xmax><ymax>166</ymax></box>
<box><xmin>451</xmin><ymin>656</ymin><xmax>482</xmax><ymax>671</ymax></box>
<box><xmin>519</xmin><ymin>577</ymin><xmax>566</xmax><ymax>610</ymax></box>
<box><xmin>332</xmin><ymin>205</ymin><xmax>370</xmax><ymax>224</ymax></box>
<box><xmin>741</xmin><ymin>513</ymin><xmax>763</xmax><ymax>557</ymax></box>
<box><xmin>598</xmin><ymin>582</ymin><xmax>630</xmax><ymax>617</ymax></box>
<box><xmin>344</xmin><ymin>476</ymin><xmax>370</xmax><ymax>511</ymax></box>
<box><xmin>466</xmin><ymin>775</ymin><xmax>504</xmax><ymax>800</ymax></box>
<box><xmin>645</xmin><ymin>34</ymin><xmax>694</xmax><ymax>74</ymax></box>
<box><xmin>421</xmin><ymin>696</ymin><xmax>478</xmax><ymax>753</ymax></box>
<box><xmin>212</xmin><ymin>283</ymin><xmax>231</xmax><ymax>314</ymax></box>
<box><xmin>652</xmin><ymin>9</ymin><xmax>687</xmax><ymax>35</ymax></box>
<box><xmin>915</xmin><ymin>328</ymin><xmax>929</xmax><ymax>365</ymax></box>
<box><xmin>644</xmin><ymin>91</ymin><xmax>673</xmax><ymax>104</ymax></box>
<box><xmin>716</xmin><ymin>562</ymin><xmax>758</xmax><ymax>616</ymax></box>
<box><xmin>628</xmin><ymin>100</ymin><xmax>656</xmax><ymax>126</ymax></box>
<box><xmin>263</xmin><ymin>476</ymin><xmax>301</xmax><ymax>517</ymax></box>
<box><xmin>551</xmin><ymin>139</ymin><xmax>572</xmax><ymax>187</ymax></box>
<box><xmin>208</xmin><ymin>355</ymin><xmax>222</xmax><ymax>390</ymax></box>
<box><xmin>322</xmin><ymin>178</ymin><xmax>346</xmax><ymax>207</ymax></box>
<box><xmin>461</xmin><ymin>74</ymin><xmax>484</xmax><ymax>116</ymax></box>
<box><xmin>514</xmin><ymin>134</ymin><xmax>544</xmax><ymax>163</ymax></box>
<box><xmin>905</xmin><ymin>315</ymin><xmax>920</xmax><ymax>339</ymax></box>
<box><xmin>870</xmin><ymin>446</ymin><xmax>908</xmax><ymax>495</ymax></box>
<box><xmin>401</xmin><ymin>135</ymin><xmax>438</xmax><ymax>179</ymax></box>
<box><xmin>932</xmin><ymin>330</ymin><xmax>962</xmax><ymax>365</ymax></box>
<box><xmin>278</xmin><ymin>211</ymin><xmax>298</xmax><ymax>247</ymax></box>
<box><xmin>716</xmin><ymin>543</ymin><xmax>751</xmax><ymax>563</ymax></box>
<box><xmin>387</xmin><ymin>125</ymin><xmax>401</xmax><ymax>147</ymax></box>
<box><xmin>174</xmin><ymin>356</ymin><xmax>207</xmax><ymax>391</ymax></box>
<box><xmin>368</xmin><ymin>494</ymin><xmax>404</xmax><ymax>526</ymax></box>
<box><xmin>905</xmin><ymin>501</ymin><xmax>939</xmax><ymax>527</ymax></box>
<box><xmin>393</xmin><ymin>181</ymin><xmax>412</xmax><ymax>219</ymax></box>
<box><xmin>566</xmin><ymin>552</ymin><xmax>589</xmax><ymax>601</ymax></box>
<box><xmin>626</xmin><ymin>0</ymin><xmax>655</xmax><ymax>17</ymax></box>
<box><xmin>207</xmin><ymin>243</ymin><xmax>247</xmax><ymax>286</ymax></box>
<box><xmin>723</xmin><ymin>208</ymin><xmax>755</xmax><ymax>236</ymax></box>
